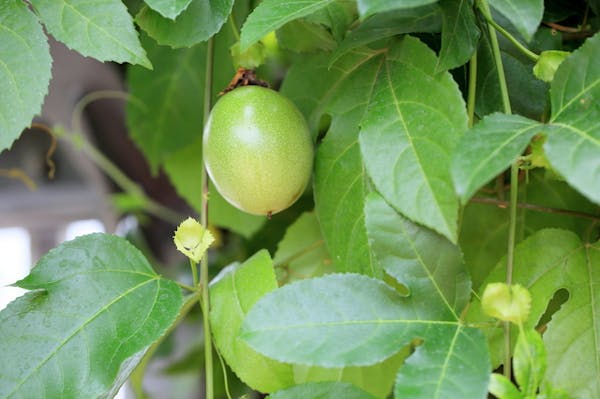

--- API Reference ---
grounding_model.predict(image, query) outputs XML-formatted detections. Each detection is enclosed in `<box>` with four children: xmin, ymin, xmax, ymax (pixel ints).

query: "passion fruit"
<box><xmin>203</xmin><ymin>86</ymin><xmax>313</xmax><ymax>216</ymax></box>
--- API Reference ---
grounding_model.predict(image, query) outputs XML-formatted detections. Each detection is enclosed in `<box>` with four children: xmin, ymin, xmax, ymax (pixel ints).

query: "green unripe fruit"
<box><xmin>203</xmin><ymin>86</ymin><xmax>314</xmax><ymax>216</ymax></box>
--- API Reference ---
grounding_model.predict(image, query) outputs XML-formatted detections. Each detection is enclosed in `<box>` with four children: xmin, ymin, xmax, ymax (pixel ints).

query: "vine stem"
<box><xmin>200</xmin><ymin>37</ymin><xmax>215</xmax><ymax>399</ymax></box>
<box><xmin>471</xmin><ymin>197</ymin><xmax>600</xmax><ymax>222</ymax></box>
<box><xmin>478</xmin><ymin>0</ymin><xmax>517</xmax><ymax>380</ymax></box>
<box><xmin>466</xmin><ymin>51</ymin><xmax>478</xmax><ymax>128</ymax></box>
<box><xmin>483</xmin><ymin>15</ymin><xmax>539</xmax><ymax>62</ymax></box>
<box><xmin>53</xmin><ymin>125</ymin><xmax>184</xmax><ymax>225</ymax></box>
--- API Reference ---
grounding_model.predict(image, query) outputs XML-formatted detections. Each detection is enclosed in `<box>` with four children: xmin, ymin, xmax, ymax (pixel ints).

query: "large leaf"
<box><xmin>268</xmin><ymin>382</ymin><xmax>378</xmax><ymax>399</ymax></box>
<box><xmin>329</xmin><ymin>5</ymin><xmax>442</xmax><ymax>66</ymax></box>
<box><xmin>451</xmin><ymin>113</ymin><xmax>541</xmax><ymax>203</ymax></box>
<box><xmin>364</xmin><ymin>192</ymin><xmax>471</xmax><ymax>319</ymax></box>
<box><xmin>489</xmin><ymin>0</ymin><xmax>543</xmax><ymax>42</ymax></box>
<box><xmin>29</xmin><ymin>0</ymin><xmax>150</xmax><ymax>68</ymax></box>
<box><xmin>357</xmin><ymin>0</ymin><xmax>438</xmax><ymax>18</ymax></box>
<box><xmin>144</xmin><ymin>0</ymin><xmax>193</xmax><ymax>19</ymax></box>
<box><xmin>475</xmin><ymin>229</ymin><xmax>600</xmax><ymax>398</ymax></box>
<box><xmin>211</xmin><ymin>250</ymin><xmax>408</xmax><ymax>398</ymax></box>
<box><xmin>359</xmin><ymin>35</ymin><xmax>468</xmax><ymax>242</ymax></box>
<box><xmin>209</xmin><ymin>250</ymin><xmax>294</xmax><ymax>393</ymax></box>
<box><xmin>281</xmin><ymin>49</ymin><xmax>383</xmax><ymax>276</ymax></box>
<box><xmin>0</xmin><ymin>1</ymin><xmax>52</xmax><ymax>152</ymax></box>
<box><xmin>436</xmin><ymin>0</ymin><xmax>480</xmax><ymax>72</ymax></box>
<box><xmin>127</xmin><ymin>34</ymin><xmax>206</xmax><ymax>170</ymax></box>
<box><xmin>0</xmin><ymin>233</ymin><xmax>183</xmax><ymax>398</ymax></box>
<box><xmin>546</xmin><ymin>33</ymin><xmax>600</xmax><ymax>205</ymax></box>
<box><xmin>273</xmin><ymin>212</ymin><xmax>332</xmax><ymax>284</ymax></box>
<box><xmin>240</xmin><ymin>273</ymin><xmax>490</xmax><ymax>398</ymax></box>
<box><xmin>136</xmin><ymin>0</ymin><xmax>233</xmax><ymax>48</ymax></box>
<box><xmin>240</xmin><ymin>0</ymin><xmax>335</xmax><ymax>51</ymax></box>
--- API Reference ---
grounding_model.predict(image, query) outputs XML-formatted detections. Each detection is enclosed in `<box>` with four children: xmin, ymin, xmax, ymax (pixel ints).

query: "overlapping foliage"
<box><xmin>0</xmin><ymin>0</ymin><xmax>599</xmax><ymax>398</ymax></box>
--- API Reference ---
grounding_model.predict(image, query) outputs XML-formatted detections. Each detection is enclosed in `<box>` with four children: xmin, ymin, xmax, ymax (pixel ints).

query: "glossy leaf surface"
<box><xmin>329</xmin><ymin>5</ymin><xmax>441</xmax><ymax>66</ymax></box>
<box><xmin>359</xmin><ymin>36</ymin><xmax>467</xmax><ymax>242</ymax></box>
<box><xmin>0</xmin><ymin>1</ymin><xmax>51</xmax><ymax>152</ymax></box>
<box><xmin>281</xmin><ymin>49</ymin><xmax>382</xmax><ymax>276</ymax></box>
<box><xmin>357</xmin><ymin>0</ymin><xmax>437</xmax><ymax>18</ymax></box>
<box><xmin>436</xmin><ymin>0</ymin><xmax>480</xmax><ymax>72</ymax></box>
<box><xmin>240</xmin><ymin>0</ymin><xmax>334</xmax><ymax>51</ymax></box>
<box><xmin>489</xmin><ymin>0</ymin><xmax>543</xmax><ymax>41</ymax></box>
<box><xmin>451</xmin><ymin>113</ymin><xmax>541</xmax><ymax>203</ymax></box>
<box><xmin>144</xmin><ymin>0</ymin><xmax>193</xmax><ymax>19</ymax></box>
<box><xmin>365</xmin><ymin>193</ymin><xmax>470</xmax><ymax>319</ymax></box>
<box><xmin>0</xmin><ymin>234</ymin><xmax>183</xmax><ymax>398</ymax></box>
<box><xmin>30</xmin><ymin>0</ymin><xmax>150</xmax><ymax>68</ymax></box>
<box><xmin>268</xmin><ymin>382</ymin><xmax>378</xmax><ymax>399</ymax></box>
<box><xmin>136</xmin><ymin>0</ymin><xmax>233</xmax><ymax>48</ymax></box>
<box><xmin>127</xmin><ymin>35</ymin><xmax>206</xmax><ymax>170</ymax></box>
<box><xmin>209</xmin><ymin>250</ymin><xmax>294</xmax><ymax>393</ymax></box>
<box><xmin>546</xmin><ymin>33</ymin><xmax>600</xmax><ymax>205</ymax></box>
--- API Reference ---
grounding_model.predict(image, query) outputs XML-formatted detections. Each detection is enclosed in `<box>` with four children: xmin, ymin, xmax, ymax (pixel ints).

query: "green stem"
<box><xmin>484</xmin><ymin>15</ymin><xmax>539</xmax><ymax>62</ymax></box>
<box><xmin>189</xmin><ymin>258</ymin><xmax>199</xmax><ymax>288</ymax></box>
<box><xmin>200</xmin><ymin>37</ymin><xmax>216</xmax><ymax>399</ymax></box>
<box><xmin>479</xmin><ymin>0</ymin><xmax>517</xmax><ymax>380</ymax></box>
<box><xmin>229</xmin><ymin>13</ymin><xmax>241</xmax><ymax>42</ymax></box>
<box><xmin>467</xmin><ymin>51</ymin><xmax>478</xmax><ymax>128</ymax></box>
<box><xmin>478</xmin><ymin>0</ymin><xmax>511</xmax><ymax>115</ymax></box>
<box><xmin>54</xmin><ymin>126</ymin><xmax>184</xmax><ymax>225</ymax></box>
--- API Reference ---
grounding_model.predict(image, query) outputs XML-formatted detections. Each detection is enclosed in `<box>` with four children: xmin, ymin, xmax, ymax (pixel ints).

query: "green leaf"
<box><xmin>273</xmin><ymin>212</ymin><xmax>332</xmax><ymax>284</ymax></box>
<box><xmin>127</xmin><ymin>35</ymin><xmax>206</xmax><ymax>170</ymax></box>
<box><xmin>488</xmin><ymin>374</ymin><xmax>522</xmax><ymax>399</ymax></box>
<box><xmin>359</xmin><ymin>36</ymin><xmax>467</xmax><ymax>242</ymax></box>
<box><xmin>0</xmin><ymin>233</ymin><xmax>183</xmax><ymax>398</ymax></box>
<box><xmin>489</xmin><ymin>0</ymin><xmax>544</xmax><ymax>42</ymax></box>
<box><xmin>459</xmin><ymin>169</ymin><xmax>600</xmax><ymax>290</ymax></box>
<box><xmin>162</xmin><ymin>137</ymin><xmax>265</xmax><ymax>238</ymax></box>
<box><xmin>240</xmin><ymin>0</ymin><xmax>335</xmax><ymax>51</ymax></box>
<box><xmin>276</xmin><ymin>19</ymin><xmax>336</xmax><ymax>53</ymax></box>
<box><xmin>436</xmin><ymin>0</ymin><xmax>480</xmax><ymax>72</ymax></box>
<box><xmin>475</xmin><ymin>34</ymin><xmax>548</xmax><ymax>119</ymax></box>
<box><xmin>533</xmin><ymin>50</ymin><xmax>570</xmax><ymax>82</ymax></box>
<box><xmin>240</xmin><ymin>273</ymin><xmax>490</xmax><ymax>398</ymax></box>
<box><xmin>136</xmin><ymin>0</ymin><xmax>233</xmax><ymax>48</ymax></box>
<box><xmin>364</xmin><ymin>192</ymin><xmax>471</xmax><ymax>319</ymax></box>
<box><xmin>476</xmin><ymin>229</ymin><xmax>600</xmax><ymax>397</ymax></box>
<box><xmin>546</xmin><ymin>33</ymin><xmax>600</xmax><ymax>205</ymax></box>
<box><xmin>268</xmin><ymin>382</ymin><xmax>378</xmax><ymax>399</ymax></box>
<box><xmin>30</xmin><ymin>0</ymin><xmax>150</xmax><ymax>68</ymax></box>
<box><xmin>144</xmin><ymin>0</ymin><xmax>193</xmax><ymax>19</ymax></box>
<box><xmin>393</xmin><ymin>325</ymin><xmax>490</xmax><ymax>399</ymax></box>
<box><xmin>281</xmin><ymin>49</ymin><xmax>383</xmax><ymax>276</ymax></box>
<box><xmin>451</xmin><ymin>113</ymin><xmax>541</xmax><ymax>203</ymax></box>
<box><xmin>513</xmin><ymin>328</ymin><xmax>546</xmax><ymax>396</ymax></box>
<box><xmin>357</xmin><ymin>0</ymin><xmax>438</xmax><ymax>18</ymax></box>
<box><xmin>210</xmin><ymin>250</ymin><xmax>397</xmax><ymax>397</ymax></box>
<box><xmin>0</xmin><ymin>1</ymin><xmax>52</xmax><ymax>152</ymax></box>
<box><xmin>329</xmin><ymin>5</ymin><xmax>442</xmax><ymax>67</ymax></box>
<box><xmin>209</xmin><ymin>250</ymin><xmax>295</xmax><ymax>393</ymax></box>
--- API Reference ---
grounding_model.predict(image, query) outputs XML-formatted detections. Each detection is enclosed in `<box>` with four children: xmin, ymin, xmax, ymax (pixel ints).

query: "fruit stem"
<box><xmin>200</xmin><ymin>36</ymin><xmax>215</xmax><ymax>399</ymax></box>
<box><xmin>478</xmin><ymin>0</ymin><xmax>517</xmax><ymax>380</ymax></box>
